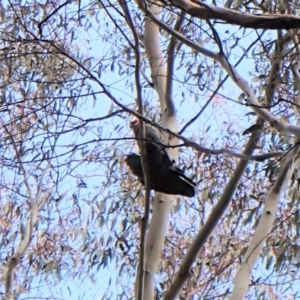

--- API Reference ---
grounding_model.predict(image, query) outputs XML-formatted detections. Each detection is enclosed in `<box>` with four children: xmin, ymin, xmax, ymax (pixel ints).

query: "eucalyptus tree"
<box><xmin>0</xmin><ymin>0</ymin><xmax>300</xmax><ymax>299</ymax></box>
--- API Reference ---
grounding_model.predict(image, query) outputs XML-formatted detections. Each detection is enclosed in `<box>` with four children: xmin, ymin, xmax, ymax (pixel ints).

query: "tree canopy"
<box><xmin>1</xmin><ymin>0</ymin><xmax>300</xmax><ymax>299</ymax></box>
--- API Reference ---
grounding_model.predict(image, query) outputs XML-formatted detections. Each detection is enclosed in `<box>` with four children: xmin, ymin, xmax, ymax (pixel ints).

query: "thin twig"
<box><xmin>38</xmin><ymin>1</ymin><xmax>71</xmax><ymax>37</ymax></box>
<box><xmin>166</xmin><ymin>11</ymin><xmax>186</xmax><ymax>115</ymax></box>
<box><xmin>119</xmin><ymin>1</ymin><xmax>151</xmax><ymax>299</ymax></box>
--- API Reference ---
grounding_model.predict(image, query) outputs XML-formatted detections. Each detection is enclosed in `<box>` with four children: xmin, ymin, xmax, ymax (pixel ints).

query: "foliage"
<box><xmin>0</xmin><ymin>0</ymin><xmax>299</xmax><ymax>299</ymax></box>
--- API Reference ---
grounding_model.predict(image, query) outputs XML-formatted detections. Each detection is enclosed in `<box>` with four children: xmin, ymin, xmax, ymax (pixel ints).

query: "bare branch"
<box><xmin>166</xmin><ymin>11</ymin><xmax>185</xmax><ymax>115</ymax></box>
<box><xmin>172</xmin><ymin>0</ymin><xmax>300</xmax><ymax>29</ymax></box>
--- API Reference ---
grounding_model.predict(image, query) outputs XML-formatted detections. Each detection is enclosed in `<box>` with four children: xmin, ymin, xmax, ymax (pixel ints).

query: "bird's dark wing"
<box><xmin>169</xmin><ymin>168</ymin><xmax>196</xmax><ymax>187</ymax></box>
<box><xmin>125</xmin><ymin>154</ymin><xmax>196</xmax><ymax>197</ymax></box>
<box><xmin>242</xmin><ymin>123</ymin><xmax>263</xmax><ymax>135</ymax></box>
<box><xmin>125</xmin><ymin>153</ymin><xmax>145</xmax><ymax>184</ymax></box>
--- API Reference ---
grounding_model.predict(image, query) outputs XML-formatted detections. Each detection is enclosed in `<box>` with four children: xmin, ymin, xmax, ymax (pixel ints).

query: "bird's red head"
<box><xmin>130</xmin><ymin>118</ymin><xmax>139</xmax><ymax>129</ymax></box>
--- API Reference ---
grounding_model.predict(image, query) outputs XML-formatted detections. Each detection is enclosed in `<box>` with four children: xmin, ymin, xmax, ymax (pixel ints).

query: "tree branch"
<box><xmin>230</xmin><ymin>145</ymin><xmax>300</xmax><ymax>299</ymax></box>
<box><xmin>172</xmin><ymin>0</ymin><xmax>300</xmax><ymax>29</ymax></box>
<box><xmin>164</xmin><ymin>131</ymin><xmax>261</xmax><ymax>299</ymax></box>
<box><xmin>119</xmin><ymin>1</ymin><xmax>151</xmax><ymax>299</ymax></box>
<box><xmin>144</xmin><ymin>7</ymin><xmax>300</xmax><ymax>137</ymax></box>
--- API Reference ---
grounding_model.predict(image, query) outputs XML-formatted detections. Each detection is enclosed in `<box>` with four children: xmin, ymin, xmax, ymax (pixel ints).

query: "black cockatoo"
<box><xmin>126</xmin><ymin>119</ymin><xmax>196</xmax><ymax>197</ymax></box>
<box><xmin>129</xmin><ymin>119</ymin><xmax>172</xmax><ymax>167</ymax></box>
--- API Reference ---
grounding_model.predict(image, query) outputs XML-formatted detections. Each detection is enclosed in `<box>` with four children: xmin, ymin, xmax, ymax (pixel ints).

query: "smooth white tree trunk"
<box><xmin>230</xmin><ymin>152</ymin><xmax>300</xmax><ymax>300</ymax></box>
<box><xmin>135</xmin><ymin>2</ymin><xmax>179</xmax><ymax>299</ymax></box>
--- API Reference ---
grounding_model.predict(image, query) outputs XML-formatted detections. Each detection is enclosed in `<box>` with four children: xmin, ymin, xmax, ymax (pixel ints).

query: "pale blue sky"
<box><xmin>3</xmin><ymin>1</ymin><xmax>292</xmax><ymax>299</ymax></box>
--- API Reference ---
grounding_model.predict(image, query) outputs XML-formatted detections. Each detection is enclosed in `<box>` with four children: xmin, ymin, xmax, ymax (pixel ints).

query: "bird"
<box><xmin>129</xmin><ymin>119</ymin><xmax>173</xmax><ymax>168</ymax></box>
<box><xmin>125</xmin><ymin>153</ymin><xmax>196</xmax><ymax>197</ymax></box>
<box><xmin>242</xmin><ymin>123</ymin><xmax>264</xmax><ymax>135</ymax></box>
<box><xmin>126</xmin><ymin>119</ymin><xmax>196</xmax><ymax>197</ymax></box>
